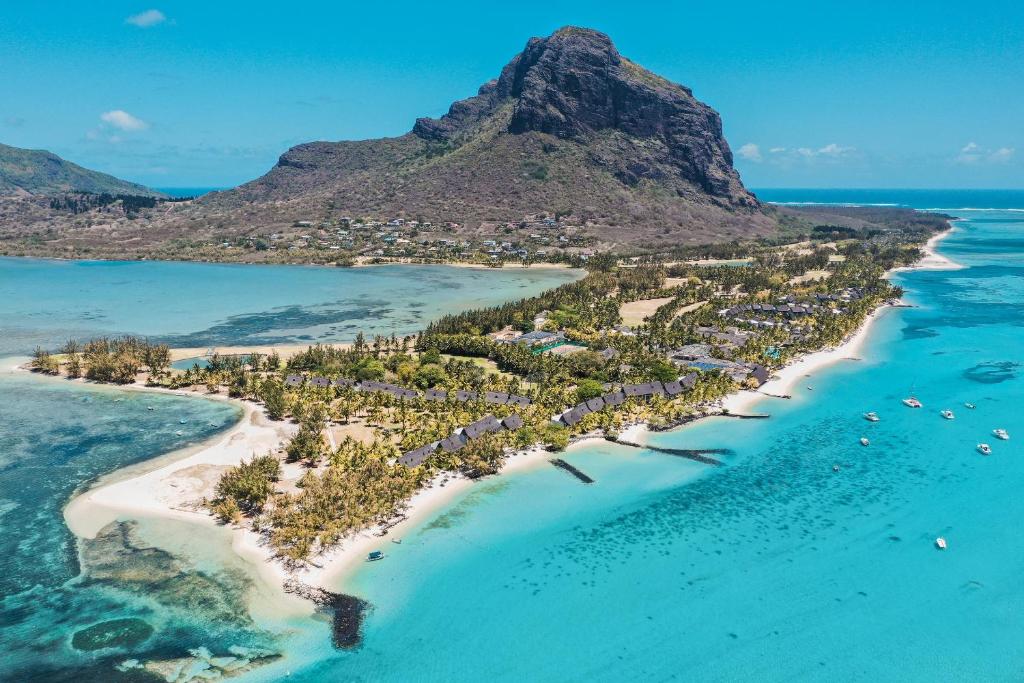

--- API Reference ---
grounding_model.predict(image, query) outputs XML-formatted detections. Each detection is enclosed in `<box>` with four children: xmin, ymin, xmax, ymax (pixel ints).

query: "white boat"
<box><xmin>977</xmin><ymin>443</ymin><xmax>992</xmax><ymax>456</ymax></box>
<box><xmin>902</xmin><ymin>397</ymin><xmax>923</xmax><ymax>408</ymax></box>
<box><xmin>964</xmin><ymin>402</ymin><xmax>976</xmax><ymax>409</ymax></box>
<box><xmin>940</xmin><ymin>409</ymin><xmax>955</xmax><ymax>420</ymax></box>
<box><xmin>935</xmin><ymin>537</ymin><xmax>947</xmax><ymax>550</ymax></box>
<box><xmin>860</xmin><ymin>437</ymin><xmax>870</xmax><ymax>446</ymax></box>
<box><xmin>863</xmin><ymin>411</ymin><xmax>880</xmax><ymax>422</ymax></box>
<box><xmin>993</xmin><ymin>429</ymin><xmax>1010</xmax><ymax>441</ymax></box>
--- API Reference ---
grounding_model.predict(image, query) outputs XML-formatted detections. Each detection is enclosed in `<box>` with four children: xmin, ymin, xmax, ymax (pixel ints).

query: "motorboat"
<box><xmin>993</xmin><ymin>429</ymin><xmax>1010</xmax><ymax>441</ymax></box>
<box><xmin>941</xmin><ymin>409</ymin><xmax>955</xmax><ymax>420</ymax></box>
<box><xmin>935</xmin><ymin>537</ymin><xmax>947</xmax><ymax>550</ymax></box>
<box><xmin>863</xmin><ymin>411</ymin><xmax>880</xmax><ymax>422</ymax></box>
<box><xmin>367</xmin><ymin>550</ymin><xmax>385</xmax><ymax>561</ymax></box>
<box><xmin>964</xmin><ymin>402</ymin><xmax>976</xmax><ymax>409</ymax></box>
<box><xmin>860</xmin><ymin>437</ymin><xmax>870</xmax><ymax>446</ymax></box>
<box><xmin>902</xmin><ymin>397</ymin><xmax>923</xmax><ymax>408</ymax></box>
<box><xmin>977</xmin><ymin>443</ymin><xmax>992</xmax><ymax>456</ymax></box>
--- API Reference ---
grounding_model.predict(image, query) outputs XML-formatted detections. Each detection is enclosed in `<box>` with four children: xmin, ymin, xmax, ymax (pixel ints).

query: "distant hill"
<box><xmin>195</xmin><ymin>26</ymin><xmax>774</xmax><ymax>247</ymax></box>
<box><xmin>0</xmin><ymin>143</ymin><xmax>164</xmax><ymax>197</ymax></box>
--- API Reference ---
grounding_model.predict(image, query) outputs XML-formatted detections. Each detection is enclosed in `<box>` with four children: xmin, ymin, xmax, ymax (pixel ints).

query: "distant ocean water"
<box><xmin>154</xmin><ymin>187</ymin><xmax>229</xmax><ymax>198</ymax></box>
<box><xmin>753</xmin><ymin>187</ymin><xmax>1024</xmax><ymax>211</ymax></box>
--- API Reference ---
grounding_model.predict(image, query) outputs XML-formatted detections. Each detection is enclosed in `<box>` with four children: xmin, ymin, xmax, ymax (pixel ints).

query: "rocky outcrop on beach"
<box><xmin>284</xmin><ymin>578</ymin><xmax>369</xmax><ymax>649</ymax></box>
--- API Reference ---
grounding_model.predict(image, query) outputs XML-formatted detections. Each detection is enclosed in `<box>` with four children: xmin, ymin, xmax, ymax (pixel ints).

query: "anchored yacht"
<box><xmin>977</xmin><ymin>443</ymin><xmax>992</xmax><ymax>456</ymax></box>
<box><xmin>860</xmin><ymin>437</ymin><xmax>870</xmax><ymax>446</ymax></box>
<box><xmin>993</xmin><ymin>429</ymin><xmax>1010</xmax><ymax>441</ymax></box>
<box><xmin>902</xmin><ymin>397</ymin><xmax>923</xmax><ymax>408</ymax></box>
<box><xmin>864</xmin><ymin>411</ymin><xmax>880</xmax><ymax>422</ymax></box>
<box><xmin>941</xmin><ymin>409</ymin><xmax>955</xmax><ymax>420</ymax></box>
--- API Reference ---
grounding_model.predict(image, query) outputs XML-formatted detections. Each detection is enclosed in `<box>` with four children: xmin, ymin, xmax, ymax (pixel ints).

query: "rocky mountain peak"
<box><xmin>412</xmin><ymin>27</ymin><xmax>755</xmax><ymax>206</ymax></box>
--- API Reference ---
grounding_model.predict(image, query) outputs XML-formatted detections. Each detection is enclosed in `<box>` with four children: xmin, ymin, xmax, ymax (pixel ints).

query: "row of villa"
<box><xmin>554</xmin><ymin>373</ymin><xmax>699</xmax><ymax>427</ymax></box>
<box><xmin>283</xmin><ymin>374</ymin><xmax>532</xmax><ymax>407</ymax></box>
<box><xmin>398</xmin><ymin>413</ymin><xmax>525</xmax><ymax>467</ymax></box>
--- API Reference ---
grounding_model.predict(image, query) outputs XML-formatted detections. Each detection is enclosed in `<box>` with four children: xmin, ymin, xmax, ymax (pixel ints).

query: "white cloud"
<box><xmin>125</xmin><ymin>9</ymin><xmax>166</xmax><ymax>28</ymax></box>
<box><xmin>100</xmin><ymin>110</ymin><xmax>148</xmax><ymax>131</ymax></box>
<box><xmin>737</xmin><ymin>143</ymin><xmax>762</xmax><ymax>162</ymax></box>
<box><xmin>747</xmin><ymin>143</ymin><xmax>858</xmax><ymax>169</ymax></box>
<box><xmin>957</xmin><ymin>142</ymin><xmax>982</xmax><ymax>164</ymax></box>
<box><xmin>816</xmin><ymin>143</ymin><xmax>855</xmax><ymax>158</ymax></box>
<box><xmin>989</xmin><ymin>147</ymin><xmax>1015</xmax><ymax>164</ymax></box>
<box><xmin>956</xmin><ymin>142</ymin><xmax>1015</xmax><ymax>165</ymax></box>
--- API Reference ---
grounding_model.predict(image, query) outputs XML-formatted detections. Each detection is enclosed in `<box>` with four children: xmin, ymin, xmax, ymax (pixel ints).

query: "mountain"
<box><xmin>200</xmin><ymin>26</ymin><xmax>773</xmax><ymax>247</ymax></box>
<box><xmin>0</xmin><ymin>143</ymin><xmax>163</xmax><ymax>197</ymax></box>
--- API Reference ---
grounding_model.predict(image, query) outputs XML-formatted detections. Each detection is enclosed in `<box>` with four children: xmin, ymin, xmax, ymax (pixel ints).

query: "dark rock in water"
<box><xmin>284</xmin><ymin>579</ymin><xmax>368</xmax><ymax>649</ymax></box>
<box><xmin>963</xmin><ymin>360</ymin><xmax>1018</xmax><ymax>384</ymax></box>
<box><xmin>71</xmin><ymin>617</ymin><xmax>154</xmax><ymax>651</ymax></box>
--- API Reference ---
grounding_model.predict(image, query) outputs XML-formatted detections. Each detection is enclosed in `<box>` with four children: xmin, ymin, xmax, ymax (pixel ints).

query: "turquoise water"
<box><xmin>0</xmin><ymin>260</ymin><xmax>578</xmax><ymax>680</ymax></box>
<box><xmin>0</xmin><ymin>258</ymin><xmax>580</xmax><ymax>356</ymax></box>
<box><xmin>277</xmin><ymin>196</ymin><xmax>1024</xmax><ymax>680</ymax></box>
<box><xmin>0</xmin><ymin>372</ymin><xmax>254</xmax><ymax>680</ymax></box>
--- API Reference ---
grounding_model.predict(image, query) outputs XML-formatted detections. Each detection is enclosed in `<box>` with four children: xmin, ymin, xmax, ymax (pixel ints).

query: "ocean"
<box><xmin>2</xmin><ymin>190</ymin><xmax>1022</xmax><ymax>680</ymax></box>
<box><xmin>279</xmin><ymin>191</ymin><xmax>1024</xmax><ymax>681</ymax></box>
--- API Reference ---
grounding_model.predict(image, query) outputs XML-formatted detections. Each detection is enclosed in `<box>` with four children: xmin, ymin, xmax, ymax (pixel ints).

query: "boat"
<box><xmin>147</xmin><ymin>406</ymin><xmax>155</xmax><ymax>411</ymax></box>
<box><xmin>863</xmin><ymin>411</ymin><xmax>880</xmax><ymax>422</ymax></box>
<box><xmin>964</xmin><ymin>402</ymin><xmax>976</xmax><ymax>409</ymax></box>
<box><xmin>860</xmin><ymin>437</ymin><xmax>870</xmax><ymax>446</ymax></box>
<box><xmin>367</xmin><ymin>550</ymin><xmax>385</xmax><ymax>561</ymax></box>
<box><xmin>392</xmin><ymin>538</ymin><xmax>402</xmax><ymax>544</ymax></box>
<box><xmin>902</xmin><ymin>397</ymin><xmax>923</xmax><ymax>408</ymax></box>
<box><xmin>977</xmin><ymin>443</ymin><xmax>992</xmax><ymax>456</ymax></box>
<box><xmin>178</xmin><ymin>418</ymin><xmax>188</xmax><ymax>424</ymax></box>
<box><xmin>940</xmin><ymin>409</ymin><xmax>955</xmax><ymax>420</ymax></box>
<box><xmin>832</xmin><ymin>464</ymin><xmax>840</xmax><ymax>472</ymax></box>
<box><xmin>935</xmin><ymin>537</ymin><xmax>947</xmax><ymax>550</ymax></box>
<box><xmin>993</xmin><ymin>429</ymin><xmax>1010</xmax><ymax>441</ymax></box>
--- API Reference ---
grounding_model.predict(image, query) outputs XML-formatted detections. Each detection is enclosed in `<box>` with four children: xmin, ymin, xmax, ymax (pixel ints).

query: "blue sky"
<box><xmin>2</xmin><ymin>1</ymin><xmax>1021</xmax><ymax>189</ymax></box>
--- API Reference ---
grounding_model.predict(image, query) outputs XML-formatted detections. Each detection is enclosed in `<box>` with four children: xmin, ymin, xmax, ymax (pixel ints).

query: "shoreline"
<box><xmin>59</xmin><ymin>223</ymin><xmax>964</xmax><ymax>609</ymax></box>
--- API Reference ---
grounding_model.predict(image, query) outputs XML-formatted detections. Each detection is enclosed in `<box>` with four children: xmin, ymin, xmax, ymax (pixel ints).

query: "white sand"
<box><xmin>892</xmin><ymin>225</ymin><xmax>963</xmax><ymax>272</ymax></box>
<box><xmin>308</xmin><ymin>444</ymin><xmax>553</xmax><ymax>589</ymax></box>
<box><xmin>64</xmin><ymin>398</ymin><xmax>303</xmax><ymax>606</ymax></box>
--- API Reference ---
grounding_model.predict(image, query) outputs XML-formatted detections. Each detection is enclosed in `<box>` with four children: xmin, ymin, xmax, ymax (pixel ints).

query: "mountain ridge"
<box><xmin>198</xmin><ymin>26</ymin><xmax>772</xmax><ymax>247</ymax></box>
<box><xmin>0</xmin><ymin>143</ymin><xmax>164</xmax><ymax>197</ymax></box>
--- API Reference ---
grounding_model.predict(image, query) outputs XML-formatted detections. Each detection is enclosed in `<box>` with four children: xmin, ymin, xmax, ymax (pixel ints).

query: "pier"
<box><xmin>610</xmin><ymin>439</ymin><xmax>727</xmax><ymax>466</ymax></box>
<box><xmin>550</xmin><ymin>458</ymin><xmax>595</xmax><ymax>483</ymax></box>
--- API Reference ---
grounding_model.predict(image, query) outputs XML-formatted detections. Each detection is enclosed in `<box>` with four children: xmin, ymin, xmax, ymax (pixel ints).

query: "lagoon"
<box><xmin>0</xmin><ymin>258</ymin><xmax>581</xmax><ymax>356</ymax></box>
